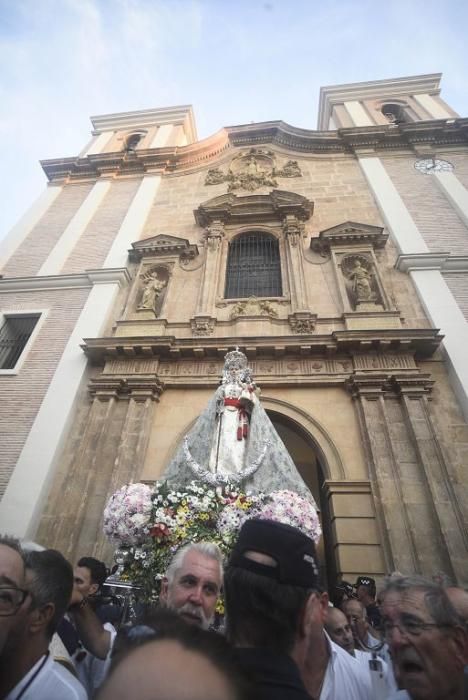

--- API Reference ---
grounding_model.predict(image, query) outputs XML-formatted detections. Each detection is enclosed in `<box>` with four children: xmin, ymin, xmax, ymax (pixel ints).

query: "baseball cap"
<box><xmin>355</xmin><ymin>576</ymin><xmax>375</xmax><ymax>588</ymax></box>
<box><xmin>228</xmin><ymin>518</ymin><xmax>319</xmax><ymax>588</ymax></box>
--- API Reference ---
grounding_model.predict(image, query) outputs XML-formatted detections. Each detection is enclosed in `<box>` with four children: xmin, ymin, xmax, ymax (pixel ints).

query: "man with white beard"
<box><xmin>160</xmin><ymin>542</ymin><xmax>223</xmax><ymax>630</ymax></box>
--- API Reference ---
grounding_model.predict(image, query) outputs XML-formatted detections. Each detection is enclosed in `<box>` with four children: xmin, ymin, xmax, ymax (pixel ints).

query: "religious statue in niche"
<box><xmin>342</xmin><ymin>255</ymin><xmax>379</xmax><ymax>308</ymax></box>
<box><xmin>163</xmin><ymin>348</ymin><xmax>317</xmax><ymax>503</ymax></box>
<box><xmin>138</xmin><ymin>270</ymin><xmax>167</xmax><ymax>314</ymax></box>
<box><xmin>204</xmin><ymin>148</ymin><xmax>302</xmax><ymax>192</ymax></box>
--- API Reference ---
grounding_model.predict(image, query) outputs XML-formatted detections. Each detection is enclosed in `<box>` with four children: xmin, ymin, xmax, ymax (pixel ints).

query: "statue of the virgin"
<box><xmin>163</xmin><ymin>349</ymin><xmax>317</xmax><ymax>507</ymax></box>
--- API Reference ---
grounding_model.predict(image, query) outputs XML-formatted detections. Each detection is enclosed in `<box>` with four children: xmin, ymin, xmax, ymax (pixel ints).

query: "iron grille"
<box><xmin>225</xmin><ymin>233</ymin><xmax>282</xmax><ymax>299</ymax></box>
<box><xmin>0</xmin><ymin>315</ymin><xmax>39</xmax><ymax>369</ymax></box>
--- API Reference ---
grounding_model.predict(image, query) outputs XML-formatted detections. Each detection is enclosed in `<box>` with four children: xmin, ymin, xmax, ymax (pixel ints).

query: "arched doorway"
<box><xmin>267</xmin><ymin>410</ymin><xmax>337</xmax><ymax>591</ymax></box>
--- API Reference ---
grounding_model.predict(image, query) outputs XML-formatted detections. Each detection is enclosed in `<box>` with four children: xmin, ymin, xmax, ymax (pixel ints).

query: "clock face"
<box><xmin>414</xmin><ymin>158</ymin><xmax>454</xmax><ymax>174</ymax></box>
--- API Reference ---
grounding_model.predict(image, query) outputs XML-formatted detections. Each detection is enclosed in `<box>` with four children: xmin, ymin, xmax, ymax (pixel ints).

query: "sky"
<box><xmin>0</xmin><ymin>0</ymin><xmax>467</xmax><ymax>240</ymax></box>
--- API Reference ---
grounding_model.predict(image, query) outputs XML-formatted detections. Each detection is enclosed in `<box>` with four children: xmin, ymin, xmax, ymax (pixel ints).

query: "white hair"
<box><xmin>165</xmin><ymin>542</ymin><xmax>223</xmax><ymax>585</ymax></box>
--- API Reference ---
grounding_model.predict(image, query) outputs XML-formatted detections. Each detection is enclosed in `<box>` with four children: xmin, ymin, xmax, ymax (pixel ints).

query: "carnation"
<box><xmin>103</xmin><ymin>483</ymin><xmax>153</xmax><ymax>545</ymax></box>
<box><xmin>255</xmin><ymin>490</ymin><xmax>322</xmax><ymax>543</ymax></box>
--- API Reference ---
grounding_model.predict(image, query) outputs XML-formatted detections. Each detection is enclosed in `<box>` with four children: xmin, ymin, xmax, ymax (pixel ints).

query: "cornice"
<box><xmin>81</xmin><ymin>328</ymin><xmax>442</xmax><ymax>364</ymax></box>
<box><xmin>129</xmin><ymin>235</ymin><xmax>199</xmax><ymax>262</ymax></box>
<box><xmin>317</xmin><ymin>73</ymin><xmax>442</xmax><ymax>129</ymax></box>
<box><xmin>40</xmin><ymin>119</ymin><xmax>468</xmax><ymax>184</ymax></box>
<box><xmin>91</xmin><ymin>105</ymin><xmax>198</xmax><ymax>142</ymax></box>
<box><xmin>396</xmin><ymin>253</ymin><xmax>468</xmax><ymax>273</ymax></box>
<box><xmin>0</xmin><ymin>268</ymin><xmax>131</xmax><ymax>293</ymax></box>
<box><xmin>311</xmin><ymin>221</ymin><xmax>387</xmax><ymax>252</ymax></box>
<box><xmin>194</xmin><ymin>190</ymin><xmax>313</xmax><ymax>228</ymax></box>
<box><xmin>40</xmin><ymin>119</ymin><xmax>468</xmax><ymax>183</ymax></box>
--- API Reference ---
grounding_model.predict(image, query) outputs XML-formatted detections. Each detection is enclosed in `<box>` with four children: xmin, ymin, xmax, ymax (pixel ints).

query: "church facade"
<box><xmin>1</xmin><ymin>74</ymin><xmax>467</xmax><ymax>586</ymax></box>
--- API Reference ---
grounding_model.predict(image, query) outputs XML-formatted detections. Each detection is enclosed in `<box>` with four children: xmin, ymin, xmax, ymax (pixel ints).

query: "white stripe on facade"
<box><xmin>343</xmin><ymin>101</ymin><xmax>374</xmax><ymax>127</ymax></box>
<box><xmin>0</xmin><ymin>187</ymin><xmax>62</xmax><ymax>272</ymax></box>
<box><xmin>104</xmin><ymin>175</ymin><xmax>162</xmax><ymax>268</ymax></box>
<box><xmin>358</xmin><ymin>157</ymin><xmax>429</xmax><ymax>253</ymax></box>
<box><xmin>0</xmin><ymin>271</ymin><xmax>130</xmax><ymax>537</ymax></box>
<box><xmin>359</xmin><ymin>155</ymin><xmax>468</xmax><ymax>423</ymax></box>
<box><xmin>38</xmin><ymin>180</ymin><xmax>112</xmax><ymax>276</ymax></box>
<box><xmin>413</xmin><ymin>93</ymin><xmax>452</xmax><ymax>119</ymax></box>
<box><xmin>149</xmin><ymin>124</ymin><xmax>174</xmax><ymax>148</ymax></box>
<box><xmin>433</xmin><ymin>171</ymin><xmax>468</xmax><ymax>230</ymax></box>
<box><xmin>83</xmin><ymin>131</ymin><xmax>115</xmax><ymax>156</ymax></box>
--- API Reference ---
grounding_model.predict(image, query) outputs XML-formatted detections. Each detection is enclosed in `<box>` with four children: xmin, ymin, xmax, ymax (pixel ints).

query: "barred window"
<box><xmin>225</xmin><ymin>232</ymin><xmax>282</xmax><ymax>299</ymax></box>
<box><xmin>0</xmin><ymin>314</ymin><xmax>40</xmax><ymax>370</ymax></box>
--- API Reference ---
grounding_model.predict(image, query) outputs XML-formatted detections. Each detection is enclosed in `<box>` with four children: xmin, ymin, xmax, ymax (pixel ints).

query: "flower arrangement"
<box><xmin>255</xmin><ymin>489</ymin><xmax>322</xmax><ymax>544</ymax></box>
<box><xmin>103</xmin><ymin>480</ymin><xmax>321</xmax><ymax>601</ymax></box>
<box><xmin>103</xmin><ymin>483</ymin><xmax>153</xmax><ymax>545</ymax></box>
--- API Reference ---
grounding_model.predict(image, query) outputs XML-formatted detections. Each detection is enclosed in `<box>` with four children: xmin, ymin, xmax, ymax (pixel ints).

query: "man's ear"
<box><xmin>89</xmin><ymin>582</ymin><xmax>99</xmax><ymax>597</ymax></box>
<box><xmin>318</xmin><ymin>592</ymin><xmax>330</xmax><ymax>625</ymax></box>
<box><xmin>160</xmin><ymin>577</ymin><xmax>169</xmax><ymax>603</ymax></box>
<box><xmin>29</xmin><ymin>603</ymin><xmax>55</xmax><ymax>635</ymax></box>
<box><xmin>450</xmin><ymin>626</ymin><xmax>468</xmax><ymax>667</ymax></box>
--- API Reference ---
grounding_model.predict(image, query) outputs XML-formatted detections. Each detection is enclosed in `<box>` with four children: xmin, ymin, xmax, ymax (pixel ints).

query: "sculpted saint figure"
<box><xmin>347</xmin><ymin>260</ymin><xmax>375</xmax><ymax>302</ymax></box>
<box><xmin>139</xmin><ymin>273</ymin><xmax>166</xmax><ymax>312</ymax></box>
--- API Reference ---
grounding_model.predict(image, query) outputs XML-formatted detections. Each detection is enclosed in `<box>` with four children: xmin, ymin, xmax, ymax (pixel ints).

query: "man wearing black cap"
<box><xmin>224</xmin><ymin>518</ymin><xmax>319</xmax><ymax>699</ymax></box>
<box><xmin>225</xmin><ymin>519</ymin><xmax>373</xmax><ymax>700</ymax></box>
<box><xmin>355</xmin><ymin>576</ymin><xmax>382</xmax><ymax>630</ymax></box>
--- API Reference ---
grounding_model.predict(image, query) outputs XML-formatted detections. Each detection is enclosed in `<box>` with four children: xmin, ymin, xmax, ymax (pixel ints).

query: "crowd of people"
<box><xmin>1</xmin><ymin>525</ymin><xmax>467</xmax><ymax>700</ymax></box>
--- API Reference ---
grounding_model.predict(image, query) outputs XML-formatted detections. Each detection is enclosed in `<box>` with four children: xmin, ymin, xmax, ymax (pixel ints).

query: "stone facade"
<box><xmin>1</xmin><ymin>76</ymin><xmax>468</xmax><ymax>586</ymax></box>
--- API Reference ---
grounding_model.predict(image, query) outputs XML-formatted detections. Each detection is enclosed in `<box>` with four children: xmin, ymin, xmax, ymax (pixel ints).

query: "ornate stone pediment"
<box><xmin>311</xmin><ymin>221</ymin><xmax>387</xmax><ymax>253</ymax></box>
<box><xmin>204</xmin><ymin>147</ymin><xmax>302</xmax><ymax>193</ymax></box>
<box><xmin>194</xmin><ymin>190</ymin><xmax>313</xmax><ymax>228</ymax></box>
<box><xmin>129</xmin><ymin>234</ymin><xmax>199</xmax><ymax>262</ymax></box>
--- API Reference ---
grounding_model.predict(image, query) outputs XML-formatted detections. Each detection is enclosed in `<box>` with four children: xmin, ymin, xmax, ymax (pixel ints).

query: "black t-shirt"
<box><xmin>235</xmin><ymin>647</ymin><xmax>313</xmax><ymax>700</ymax></box>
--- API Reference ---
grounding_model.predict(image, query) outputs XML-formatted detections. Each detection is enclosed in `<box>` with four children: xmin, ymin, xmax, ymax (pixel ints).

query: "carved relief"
<box><xmin>204</xmin><ymin>148</ymin><xmax>302</xmax><ymax>192</ymax></box>
<box><xmin>229</xmin><ymin>296</ymin><xmax>279</xmax><ymax>319</ymax></box>
<box><xmin>190</xmin><ymin>316</ymin><xmax>215</xmax><ymax>336</ymax></box>
<box><xmin>282</xmin><ymin>215</ymin><xmax>305</xmax><ymax>246</ymax></box>
<box><xmin>137</xmin><ymin>268</ymin><xmax>168</xmax><ymax>315</ymax></box>
<box><xmin>342</xmin><ymin>255</ymin><xmax>381</xmax><ymax>309</ymax></box>
<box><xmin>288</xmin><ymin>314</ymin><xmax>316</xmax><ymax>334</ymax></box>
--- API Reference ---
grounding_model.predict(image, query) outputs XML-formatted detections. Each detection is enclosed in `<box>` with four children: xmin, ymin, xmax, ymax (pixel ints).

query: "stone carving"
<box><xmin>205</xmin><ymin>167</ymin><xmax>226</xmax><ymax>185</ymax></box>
<box><xmin>289</xmin><ymin>317</ymin><xmax>316</xmax><ymax>334</ymax></box>
<box><xmin>204</xmin><ymin>149</ymin><xmax>302</xmax><ymax>192</ymax></box>
<box><xmin>342</xmin><ymin>255</ymin><xmax>380</xmax><ymax>308</ymax></box>
<box><xmin>191</xmin><ymin>317</ymin><xmax>215</xmax><ymax>336</ymax></box>
<box><xmin>230</xmin><ymin>296</ymin><xmax>279</xmax><ymax>319</ymax></box>
<box><xmin>282</xmin><ymin>215</ymin><xmax>305</xmax><ymax>246</ymax></box>
<box><xmin>138</xmin><ymin>271</ymin><xmax>167</xmax><ymax>313</ymax></box>
<box><xmin>276</xmin><ymin>160</ymin><xmax>302</xmax><ymax>178</ymax></box>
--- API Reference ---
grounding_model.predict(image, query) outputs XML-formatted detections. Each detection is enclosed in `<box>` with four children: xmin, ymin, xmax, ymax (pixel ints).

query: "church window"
<box><xmin>0</xmin><ymin>313</ymin><xmax>40</xmax><ymax>371</ymax></box>
<box><xmin>124</xmin><ymin>133</ymin><xmax>143</xmax><ymax>151</ymax></box>
<box><xmin>225</xmin><ymin>232</ymin><xmax>282</xmax><ymax>299</ymax></box>
<box><xmin>381</xmin><ymin>103</ymin><xmax>406</xmax><ymax>124</ymax></box>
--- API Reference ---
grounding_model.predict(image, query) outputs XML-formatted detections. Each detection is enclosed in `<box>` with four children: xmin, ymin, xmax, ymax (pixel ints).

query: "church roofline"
<box><xmin>317</xmin><ymin>73</ymin><xmax>442</xmax><ymax>129</ymax></box>
<box><xmin>90</xmin><ymin>105</ymin><xmax>198</xmax><ymax>142</ymax></box>
<box><xmin>40</xmin><ymin>117</ymin><xmax>468</xmax><ymax>183</ymax></box>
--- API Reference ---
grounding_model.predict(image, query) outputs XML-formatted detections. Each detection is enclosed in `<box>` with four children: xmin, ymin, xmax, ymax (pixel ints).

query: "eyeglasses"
<box><xmin>382</xmin><ymin>619</ymin><xmax>450</xmax><ymax>640</ymax></box>
<box><xmin>0</xmin><ymin>586</ymin><xmax>29</xmax><ymax>617</ymax></box>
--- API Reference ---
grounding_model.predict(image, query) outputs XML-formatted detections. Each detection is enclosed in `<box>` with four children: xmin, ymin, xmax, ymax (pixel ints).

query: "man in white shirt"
<box><xmin>325</xmin><ymin>605</ymin><xmax>395</xmax><ymax>698</ymax></box>
<box><xmin>0</xmin><ymin>548</ymin><xmax>86</xmax><ymax>700</ymax></box>
<box><xmin>292</xmin><ymin>590</ymin><xmax>374</xmax><ymax>699</ymax></box>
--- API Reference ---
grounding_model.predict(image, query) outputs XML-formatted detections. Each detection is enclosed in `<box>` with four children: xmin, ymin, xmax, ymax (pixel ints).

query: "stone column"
<box><xmin>94</xmin><ymin>377</ymin><xmax>163</xmax><ymax>562</ymax></box>
<box><xmin>36</xmin><ymin>378</ymin><xmax>125</xmax><ymax>560</ymax></box>
<box><xmin>283</xmin><ymin>215</ymin><xmax>308</xmax><ymax>312</ymax></box>
<box><xmin>393</xmin><ymin>377</ymin><xmax>468</xmax><ymax>581</ymax></box>
<box><xmin>348</xmin><ymin>372</ymin><xmax>464</xmax><ymax>580</ymax></box>
<box><xmin>193</xmin><ymin>219</ymin><xmax>224</xmax><ymax>332</ymax></box>
<box><xmin>323</xmin><ymin>480</ymin><xmax>386</xmax><ymax>582</ymax></box>
<box><xmin>346</xmin><ymin>374</ymin><xmax>419</xmax><ymax>574</ymax></box>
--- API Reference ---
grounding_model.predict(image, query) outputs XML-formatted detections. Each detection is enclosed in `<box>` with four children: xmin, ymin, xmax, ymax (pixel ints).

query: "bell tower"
<box><xmin>317</xmin><ymin>73</ymin><xmax>458</xmax><ymax>129</ymax></box>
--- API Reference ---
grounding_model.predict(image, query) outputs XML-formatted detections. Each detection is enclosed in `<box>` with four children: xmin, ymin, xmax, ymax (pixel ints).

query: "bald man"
<box><xmin>446</xmin><ymin>587</ymin><xmax>468</xmax><ymax>627</ymax></box>
<box><xmin>96</xmin><ymin>637</ymin><xmax>247</xmax><ymax>700</ymax></box>
<box><xmin>326</xmin><ymin>606</ymin><xmax>395</xmax><ymax>697</ymax></box>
